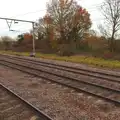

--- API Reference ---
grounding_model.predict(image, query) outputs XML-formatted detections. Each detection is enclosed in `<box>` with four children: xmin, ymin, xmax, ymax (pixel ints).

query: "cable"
<box><xmin>0</xmin><ymin>2</ymin><xmax>105</xmax><ymax>34</ymax></box>
<box><xmin>3</xmin><ymin>2</ymin><xmax>103</xmax><ymax>19</ymax></box>
<box><xmin>0</xmin><ymin>16</ymin><xmax>104</xmax><ymax>33</ymax></box>
<box><xmin>10</xmin><ymin>9</ymin><xmax>47</xmax><ymax>19</ymax></box>
<box><xmin>0</xmin><ymin>2</ymin><xmax>103</xmax><ymax>21</ymax></box>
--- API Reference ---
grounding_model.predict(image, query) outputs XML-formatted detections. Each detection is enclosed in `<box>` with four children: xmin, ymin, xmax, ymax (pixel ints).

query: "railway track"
<box><xmin>0</xmin><ymin>54</ymin><xmax>120</xmax><ymax>105</ymax></box>
<box><xmin>0</xmin><ymin>83</ymin><xmax>53</xmax><ymax>120</ymax></box>
<box><xmin>0</xmin><ymin>54</ymin><xmax>120</xmax><ymax>84</ymax></box>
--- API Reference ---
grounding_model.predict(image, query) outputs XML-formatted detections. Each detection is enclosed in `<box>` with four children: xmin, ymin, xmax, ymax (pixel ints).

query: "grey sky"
<box><xmin>0</xmin><ymin>0</ymin><xmax>104</xmax><ymax>37</ymax></box>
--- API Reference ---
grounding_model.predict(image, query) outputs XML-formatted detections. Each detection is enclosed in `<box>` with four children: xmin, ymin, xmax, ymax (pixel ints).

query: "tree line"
<box><xmin>1</xmin><ymin>0</ymin><xmax>120</xmax><ymax>57</ymax></box>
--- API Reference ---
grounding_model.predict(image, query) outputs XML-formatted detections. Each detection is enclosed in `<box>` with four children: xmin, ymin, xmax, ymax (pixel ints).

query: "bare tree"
<box><xmin>100</xmin><ymin>0</ymin><xmax>120</xmax><ymax>52</ymax></box>
<box><xmin>98</xmin><ymin>24</ymin><xmax>110</xmax><ymax>38</ymax></box>
<box><xmin>88</xmin><ymin>29</ymin><xmax>98</xmax><ymax>36</ymax></box>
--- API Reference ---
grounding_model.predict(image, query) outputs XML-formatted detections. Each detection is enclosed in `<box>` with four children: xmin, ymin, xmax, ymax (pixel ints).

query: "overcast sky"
<box><xmin>0</xmin><ymin>0</ymin><xmax>104</xmax><ymax>38</ymax></box>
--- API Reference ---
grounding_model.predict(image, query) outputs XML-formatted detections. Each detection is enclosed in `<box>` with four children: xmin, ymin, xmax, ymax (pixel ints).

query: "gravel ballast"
<box><xmin>0</xmin><ymin>65</ymin><xmax>120</xmax><ymax>120</ymax></box>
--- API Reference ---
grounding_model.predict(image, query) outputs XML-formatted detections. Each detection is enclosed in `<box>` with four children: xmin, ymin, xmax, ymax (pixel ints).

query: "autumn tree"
<box><xmin>99</xmin><ymin>0</ymin><xmax>120</xmax><ymax>52</ymax></box>
<box><xmin>46</xmin><ymin>0</ymin><xmax>91</xmax><ymax>44</ymax></box>
<box><xmin>35</xmin><ymin>0</ymin><xmax>91</xmax><ymax>55</ymax></box>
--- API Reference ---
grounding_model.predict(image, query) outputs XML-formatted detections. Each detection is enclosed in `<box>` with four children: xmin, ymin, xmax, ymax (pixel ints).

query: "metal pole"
<box><xmin>32</xmin><ymin>22</ymin><xmax>36</xmax><ymax>55</ymax></box>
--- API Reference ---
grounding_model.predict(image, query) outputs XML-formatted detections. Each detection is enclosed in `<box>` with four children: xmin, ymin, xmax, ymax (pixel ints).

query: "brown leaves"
<box><xmin>44</xmin><ymin>14</ymin><xmax>53</xmax><ymax>24</ymax></box>
<box><xmin>23</xmin><ymin>33</ymin><xmax>33</xmax><ymax>42</ymax></box>
<box><xmin>73</xmin><ymin>6</ymin><xmax>91</xmax><ymax>28</ymax></box>
<box><xmin>60</xmin><ymin>0</ymin><xmax>65</xmax><ymax>8</ymax></box>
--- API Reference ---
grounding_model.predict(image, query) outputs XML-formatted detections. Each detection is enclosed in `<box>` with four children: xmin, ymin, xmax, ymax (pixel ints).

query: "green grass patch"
<box><xmin>0</xmin><ymin>50</ymin><xmax>120</xmax><ymax>69</ymax></box>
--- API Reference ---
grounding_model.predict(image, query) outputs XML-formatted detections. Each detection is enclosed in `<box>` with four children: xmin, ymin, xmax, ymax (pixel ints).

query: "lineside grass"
<box><xmin>0</xmin><ymin>50</ymin><xmax>120</xmax><ymax>69</ymax></box>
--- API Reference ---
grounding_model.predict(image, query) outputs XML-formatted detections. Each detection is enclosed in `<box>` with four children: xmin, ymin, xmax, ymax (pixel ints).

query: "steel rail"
<box><xmin>0</xmin><ymin>60</ymin><xmax>120</xmax><ymax>105</ymax></box>
<box><xmin>1</xmin><ymin>54</ymin><xmax>120</xmax><ymax>84</ymax></box>
<box><xmin>2</xmin><ymin>58</ymin><xmax>120</xmax><ymax>94</ymax></box>
<box><xmin>0</xmin><ymin>83</ymin><xmax>53</xmax><ymax>120</ymax></box>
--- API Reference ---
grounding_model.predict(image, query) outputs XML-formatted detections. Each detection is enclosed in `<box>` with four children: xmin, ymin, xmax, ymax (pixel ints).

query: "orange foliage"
<box><xmin>49</xmin><ymin>27</ymin><xmax>54</xmax><ymax>41</ymax></box>
<box><xmin>74</xmin><ymin>7</ymin><xmax>90</xmax><ymax>24</ymax></box>
<box><xmin>60</xmin><ymin>0</ymin><xmax>65</xmax><ymax>8</ymax></box>
<box><xmin>83</xmin><ymin>33</ymin><xmax>108</xmax><ymax>50</ymax></box>
<box><xmin>44</xmin><ymin>14</ymin><xmax>53</xmax><ymax>24</ymax></box>
<box><xmin>23</xmin><ymin>33</ymin><xmax>33</xmax><ymax>41</ymax></box>
<box><xmin>59</xmin><ymin>0</ymin><xmax>73</xmax><ymax>9</ymax></box>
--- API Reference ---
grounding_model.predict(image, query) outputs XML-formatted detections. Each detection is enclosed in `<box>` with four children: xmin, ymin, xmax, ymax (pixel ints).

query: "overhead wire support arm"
<box><xmin>6</xmin><ymin>19</ymin><xmax>12</xmax><ymax>31</ymax></box>
<box><xmin>0</xmin><ymin>17</ymin><xmax>35</xmax><ymax>23</ymax></box>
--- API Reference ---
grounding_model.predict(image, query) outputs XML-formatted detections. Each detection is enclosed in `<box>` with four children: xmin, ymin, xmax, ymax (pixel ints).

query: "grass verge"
<box><xmin>0</xmin><ymin>51</ymin><xmax>120</xmax><ymax>69</ymax></box>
